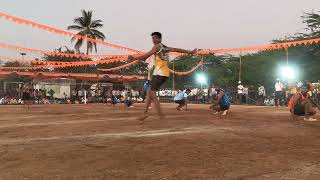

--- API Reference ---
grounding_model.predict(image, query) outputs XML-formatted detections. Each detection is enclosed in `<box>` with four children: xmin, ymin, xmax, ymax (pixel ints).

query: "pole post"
<box><xmin>84</xmin><ymin>90</ymin><xmax>87</xmax><ymax>104</ymax></box>
<box><xmin>239</xmin><ymin>51</ymin><xmax>242</xmax><ymax>82</ymax></box>
<box><xmin>285</xmin><ymin>47</ymin><xmax>289</xmax><ymax>65</ymax></box>
<box><xmin>172</xmin><ymin>60</ymin><xmax>175</xmax><ymax>95</ymax></box>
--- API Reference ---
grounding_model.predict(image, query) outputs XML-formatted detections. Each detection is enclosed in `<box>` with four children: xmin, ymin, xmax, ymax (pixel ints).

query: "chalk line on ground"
<box><xmin>0</xmin><ymin>126</ymin><xmax>234</xmax><ymax>145</ymax></box>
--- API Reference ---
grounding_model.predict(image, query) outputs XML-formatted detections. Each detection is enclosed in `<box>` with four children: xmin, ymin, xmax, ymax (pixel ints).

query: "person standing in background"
<box><xmin>237</xmin><ymin>81</ymin><xmax>244</xmax><ymax>104</ymax></box>
<box><xmin>258</xmin><ymin>84</ymin><xmax>266</xmax><ymax>105</ymax></box>
<box><xmin>275</xmin><ymin>78</ymin><xmax>284</xmax><ymax>107</ymax></box>
<box><xmin>243</xmin><ymin>85</ymin><xmax>249</xmax><ymax>104</ymax></box>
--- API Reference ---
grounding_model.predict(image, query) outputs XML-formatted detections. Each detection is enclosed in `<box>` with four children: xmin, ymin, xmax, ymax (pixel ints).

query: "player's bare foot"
<box><xmin>211</xmin><ymin>112</ymin><xmax>219</xmax><ymax>115</ymax></box>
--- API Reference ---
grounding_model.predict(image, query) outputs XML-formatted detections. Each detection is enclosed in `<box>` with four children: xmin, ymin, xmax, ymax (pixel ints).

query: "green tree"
<box><xmin>67</xmin><ymin>10</ymin><xmax>105</xmax><ymax>55</ymax></box>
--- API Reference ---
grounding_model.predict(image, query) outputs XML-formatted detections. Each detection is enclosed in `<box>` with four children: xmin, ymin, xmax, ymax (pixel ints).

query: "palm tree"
<box><xmin>67</xmin><ymin>10</ymin><xmax>106</xmax><ymax>55</ymax></box>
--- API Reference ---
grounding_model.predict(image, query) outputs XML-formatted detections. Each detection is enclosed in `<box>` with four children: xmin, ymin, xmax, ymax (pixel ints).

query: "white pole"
<box><xmin>84</xmin><ymin>90</ymin><xmax>87</xmax><ymax>104</ymax></box>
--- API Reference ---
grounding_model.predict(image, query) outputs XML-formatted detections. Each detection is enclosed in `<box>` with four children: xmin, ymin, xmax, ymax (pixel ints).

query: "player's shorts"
<box><xmin>150</xmin><ymin>75</ymin><xmax>168</xmax><ymax>91</ymax></box>
<box><xmin>275</xmin><ymin>91</ymin><xmax>282</xmax><ymax>100</ymax></box>
<box><xmin>22</xmin><ymin>93</ymin><xmax>31</xmax><ymax>101</ymax></box>
<box><xmin>124</xmin><ymin>100</ymin><xmax>132</xmax><ymax>107</ymax></box>
<box><xmin>175</xmin><ymin>100</ymin><xmax>185</xmax><ymax>105</ymax></box>
<box><xmin>220</xmin><ymin>104</ymin><xmax>230</xmax><ymax>111</ymax></box>
<box><xmin>291</xmin><ymin>104</ymin><xmax>305</xmax><ymax>116</ymax></box>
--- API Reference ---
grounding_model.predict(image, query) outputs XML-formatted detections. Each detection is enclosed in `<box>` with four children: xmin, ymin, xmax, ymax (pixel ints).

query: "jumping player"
<box><xmin>210</xmin><ymin>84</ymin><xmax>230</xmax><ymax>116</ymax></box>
<box><xmin>288</xmin><ymin>83</ymin><xmax>317</xmax><ymax>121</ymax></box>
<box><xmin>128</xmin><ymin>32</ymin><xmax>197</xmax><ymax>121</ymax></box>
<box><xmin>174</xmin><ymin>89</ymin><xmax>191</xmax><ymax>111</ymax></box>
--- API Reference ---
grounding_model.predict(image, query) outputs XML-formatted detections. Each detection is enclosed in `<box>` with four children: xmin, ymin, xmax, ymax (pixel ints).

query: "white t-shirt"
<box><xmin>238</xmin><ymin>85</ymin><xmax>244</xmax><ymax>94</ymax></box>
<box><xmin>275</xmin><ymin>82</ymin><xmax>284</xmax><ymax>92</ymax></box>
<box><xmin>243</xmin><ymin>87</ymin><xmax>249</xmax><ymax>95</ymax></box>
<box><xmin>258</xmin><ymin>86</ymin><xmax>265</xmax><ymax>96</ymax></box>
<box><xmin>174</xmin><ymin>90</ymin><xmax>188</xmax><ymax>101</ymax></box>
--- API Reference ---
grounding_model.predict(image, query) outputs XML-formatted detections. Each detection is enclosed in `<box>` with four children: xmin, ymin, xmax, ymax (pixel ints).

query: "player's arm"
<box><xmin>128</xmin><ymin>45</ymin><xmax>160</xmax><ymax>61</ymax></box>
<box><xmin>168</xmin><ymin>47</ymin><xmax>197</xmax><ymax>54</ymax></box>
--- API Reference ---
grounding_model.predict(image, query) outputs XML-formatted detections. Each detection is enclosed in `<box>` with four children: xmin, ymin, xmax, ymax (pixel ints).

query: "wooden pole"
<box><xmin>239</xmin><ymin>52</ymin><xmax>242</xmax><ymax>82</ymax></box>
<box><xmin>172</xmin><ymin>60</ymin><xmax>175</xmax><ymax>95</ymax></box>
<box><xmin>285</xmin><ymin>47</ymin><xmax>289</xmax><ymax>65</ymax></box>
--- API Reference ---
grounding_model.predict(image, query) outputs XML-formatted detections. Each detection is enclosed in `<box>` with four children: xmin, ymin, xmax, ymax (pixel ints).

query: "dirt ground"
<box><xmin>0</xmin><ymin>103</ymin><xmax>320</xmax><ymax>180</ymax></box>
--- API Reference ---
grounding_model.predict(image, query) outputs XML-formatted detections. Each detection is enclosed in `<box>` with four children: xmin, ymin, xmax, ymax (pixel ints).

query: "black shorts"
<box><xmin>22</xmin><ymin>93</ymin><xmax>31</xmax><ymax>100</ymax></box>
<box><xmin>150</xmin><ymin>75</ymin><xmax>168</xmax><ymax>91</ymax></box>
<box><xmin>275</xmin><ymin>91</ymin><xmax>282</xmax><ymax>100</ymax></box>
<box><xmin>124</xmin><ymin>100</ymin><xmax>132</xmax><ymax>107</ymax></box>
<box><xmin>291</xmin><ymin>104</ymin><xmax>305</xmax><ymax>116</ymax></box>
<box><xmin>220</xmin><ymin>104</ymin><xmax>230</xmax><ymax>111</ymax></box>
<box><xmin>175</xmin><ymin>100</ymin><xmax>185</xmax><ymax>105</ymax></box>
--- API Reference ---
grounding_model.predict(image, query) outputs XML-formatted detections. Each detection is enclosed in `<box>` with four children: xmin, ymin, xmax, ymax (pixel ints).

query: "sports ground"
<box><xmin>0</xmin><ymin>103</ymin><xmax>320</xmax><ymax>179</ymax></box>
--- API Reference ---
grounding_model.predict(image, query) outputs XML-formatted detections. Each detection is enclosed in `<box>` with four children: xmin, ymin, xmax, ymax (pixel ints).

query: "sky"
<box><xmin>0</xmin><ymin>0</ymin><xmax>320</xmax><ymax>59</ymax></box>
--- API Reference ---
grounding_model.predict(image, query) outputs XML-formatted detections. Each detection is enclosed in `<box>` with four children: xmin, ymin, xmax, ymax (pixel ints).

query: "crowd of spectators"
<box><xmin>1</xmin><ymin>80</ymin><xmax>320</xmax><ymax>106</ymax></box>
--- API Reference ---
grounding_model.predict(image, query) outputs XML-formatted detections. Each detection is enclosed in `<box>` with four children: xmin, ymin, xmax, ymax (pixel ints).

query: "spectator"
<box><xmin>275</xmin><ymin>78</ymin><xmax>284</xmax><ymax>107</ymax></box>
<box><xmin>258</xmin><ymin>84</ymin><xmax>266</xmax><ymax>105</ymax></box>
<box><xmin>237</xmin><ymin>81</ymin><xmax>244</xmax><ymax>104</ymax></box>
<box><xmin>243</xmin><ymin>85</ymin><xmax>249</xmax><ymax>104</ymax></box>
<box><xmin>248</xmin><ymin>85</ymin><xmax>255</xmax><ymax>104</ymax></box>
<box><xmin>48</xmin><ymin>89</ymin><xmax>55</xmax><ymax>100</ymax></box>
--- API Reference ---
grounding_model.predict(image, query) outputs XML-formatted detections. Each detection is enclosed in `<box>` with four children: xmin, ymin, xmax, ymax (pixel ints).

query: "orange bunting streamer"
<box><xmin>1</xmin><ymin>11</ymin><xmax>320</xmax><ymax>56</ymax></box>
<box><xmin>0</xmin><ymin>55</ymin><xmax>130</xmax><ymax>67</ymax></box>
<box><xmin>169</xmin><ymin>59</ymin><xmax>203</xmax><ymax>75</ymax></box>
<box><xmin>195</xmin><ymin>38</ymin><xmax>320</xmax><ymax>55</ymax></box>
<box><xmin>0</xmin><ymin>57</ymin><xmax>131</xmax><ymax>70</ymax></box>
<box><xmin>0</xmin><ymin>71</ymin><xmax>146</xmax><ymax>81</ymax></box>
<box><xmin>97</xmin><ymin>60</ymin><xmax>140</xmax><ymax>72</ymax></box>
<box><xmin>0</xmin><ymin>12</ymin><xmax>143</xmax><ymax>54</ymax></box>
<box><xmin>0</xmin><ymin>42</ymin><xmax>132</xmax><ymax>59</ymax></box>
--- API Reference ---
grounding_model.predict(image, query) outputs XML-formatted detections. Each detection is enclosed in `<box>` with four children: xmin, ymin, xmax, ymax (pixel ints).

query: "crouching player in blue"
<box><xmin>210</xmin><ymin>84</ymin><xmax>231</xmax><ymax>116</ymax></box>
<box><xmin>174</xmin><ymin>89</ymin><xmax>191</xmax><ymax>111</ymax></box>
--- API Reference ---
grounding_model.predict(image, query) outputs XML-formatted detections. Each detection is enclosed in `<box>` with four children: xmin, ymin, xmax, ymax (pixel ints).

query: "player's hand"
<box><xmin>128</xmin><ymin>55</ymin><xmax>134</xmax><ymax>61</ymax></box>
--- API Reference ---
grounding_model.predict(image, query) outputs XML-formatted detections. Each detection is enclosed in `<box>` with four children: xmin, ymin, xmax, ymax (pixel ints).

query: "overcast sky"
<box><xmin>0</xmin><ymin>0</ymin><xmax>319</xmax><ymax>59</ymax></box>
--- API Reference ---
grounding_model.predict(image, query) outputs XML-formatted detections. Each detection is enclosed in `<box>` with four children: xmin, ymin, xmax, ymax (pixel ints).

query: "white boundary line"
<box><xmin>0</xmin><ymin>114</ymin><xmax>197</xmax><ymax>128</ymax></box>
<box><xmin>0</xmin><ymin>126</ymin><xmax>233</xmax><ymax>145</ymax></box>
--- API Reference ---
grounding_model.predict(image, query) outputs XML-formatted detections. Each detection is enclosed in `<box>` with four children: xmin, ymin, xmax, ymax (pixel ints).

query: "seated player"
<box><xmin>210</xmin><ymin>85</ymin><xmax>230</xmax><ymax>116</ymax></box>
<box><xmin>174</xmin><ymin>89</ymin><xmax>191</xmax><ymax>111</ymax></box>
<box><xmin>288</xmin><ymin>84</ymin><xmax>317</xmax><ymax>121</ymax></box>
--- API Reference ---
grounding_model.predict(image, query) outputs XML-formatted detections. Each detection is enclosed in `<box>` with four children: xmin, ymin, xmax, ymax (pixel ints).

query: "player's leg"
<box><xmin>304</xmin><ymin>99</ymin><xmax>316</xmax><ymax>121</ymax></box>
<box><xmin>176</xmin><ymin>100</ymin><xmax>185</xmax><ymax>110</ymax></box>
